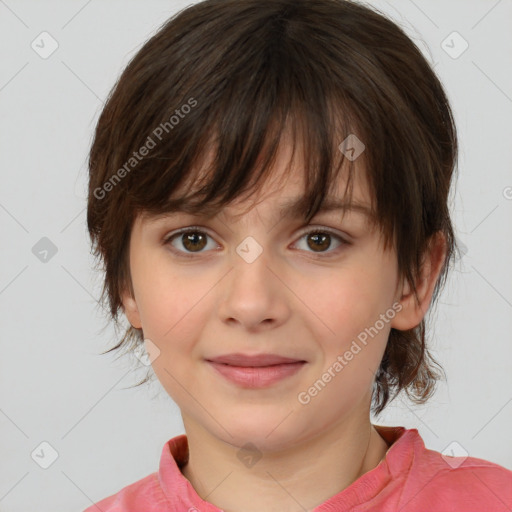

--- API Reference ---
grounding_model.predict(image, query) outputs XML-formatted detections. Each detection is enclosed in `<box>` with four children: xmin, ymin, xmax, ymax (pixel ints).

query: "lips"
<box><xmin>205</xmin><ymin>353</ymin><xmax>306</xmax><ymax>367</ymax></box>
<box><xmin>206</xmin><ymin>354</ymin><xmax>307</xmax><ymax>388</ymax></box>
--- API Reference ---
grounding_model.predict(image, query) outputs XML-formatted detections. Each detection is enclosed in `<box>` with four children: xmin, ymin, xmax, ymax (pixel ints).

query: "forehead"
<box><xmin>145</xmin><ymin>174</ymin><xmax>376</xmax><ymax>236</ymax></box>
<box><xmin>142</xmin><ymin>126</ymin><xmax>375</xmax><ymax>227</ymax></box>
<box><xmin>216</xmin><ymin>187</ymin><xmax>374</xmax><ymax>226</ymax></box>
<box><xmin>216</xmin><ymin>144</ymin><xmax>373</xmax><ymax>223</ymax></box>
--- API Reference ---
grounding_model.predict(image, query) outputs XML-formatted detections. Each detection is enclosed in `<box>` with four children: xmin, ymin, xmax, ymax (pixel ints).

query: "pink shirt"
<box><xmin>84</xmin><ymin>425</ymin><xmax>512</xmax><ymax>511</ymax></box>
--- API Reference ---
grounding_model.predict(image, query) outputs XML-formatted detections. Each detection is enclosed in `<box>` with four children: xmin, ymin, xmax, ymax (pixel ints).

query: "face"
<box><xmin>121</xmin><ymin>138</ymin><xmax>405</xmax><ymax>452</ymax></box>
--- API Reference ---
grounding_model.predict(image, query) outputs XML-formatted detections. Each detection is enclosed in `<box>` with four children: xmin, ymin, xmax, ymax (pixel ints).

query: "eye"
<box><xmin>293</xmin><ymin>227</ymin><xmax>348</xmax><ymax>257</ymax></box>
<box><xmin>163</xmin><ymin>226</ymin><xmax>219</xmax><ymax>258</ymax></box>
<box><xmin>163</xmin><ymin>225</ymin><xmax>349</xmax><ymax>259</ymax></box>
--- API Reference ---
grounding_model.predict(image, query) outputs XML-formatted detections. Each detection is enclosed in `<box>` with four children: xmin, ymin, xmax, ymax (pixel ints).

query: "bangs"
<box><xmin>109</xmin><ymin>5</ymin><xmax>386</xmax><ymax>241</ymax></box>
<box><xmin>136</xmin><ymin>98</ymin><xmax>376</xmax><ymax>231</ymax></box>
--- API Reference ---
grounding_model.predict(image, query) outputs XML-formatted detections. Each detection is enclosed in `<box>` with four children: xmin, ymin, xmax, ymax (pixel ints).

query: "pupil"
<box><xmin>180</xmin><ymin>231</ymin><xmax>331</xmax><ymax>253</ymax></box>
<box><xmin>309</xmin><ymin>233</ymin><xmax>330</xmax><ymax>251</ymax></box>
<box><xmin>184</xmin><ymin>232</ymin><xmax>206</xmax><ymax>251</ymax></box>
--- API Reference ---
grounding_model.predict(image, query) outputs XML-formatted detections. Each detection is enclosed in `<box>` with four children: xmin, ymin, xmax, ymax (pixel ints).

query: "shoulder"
<box><xmin>399</xmin><ymin>445</ymin><xmax>512</xmax><ymax>511</ymax></box>
<box><xmin>82</xmin><ymin>472</ymin><xmax>166</xmax><ymax>512</ymax></box>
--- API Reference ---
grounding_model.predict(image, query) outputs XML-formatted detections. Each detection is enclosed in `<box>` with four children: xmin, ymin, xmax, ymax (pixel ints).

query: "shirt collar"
<box><xmin>157</xmin><ymin>425</ymin><xmax>421</xmax><ymax>511</ymax></box>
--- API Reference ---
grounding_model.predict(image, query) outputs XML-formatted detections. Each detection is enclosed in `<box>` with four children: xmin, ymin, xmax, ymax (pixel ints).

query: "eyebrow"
<box><xmin>145</xmin><ymin>196</ymin><xmax>374</xmax><ymax>224</ymax></box>
<box><xmin>278</xmin><ymin>196</ymin><xmax>374</xmax><ymax>220</ymax></box>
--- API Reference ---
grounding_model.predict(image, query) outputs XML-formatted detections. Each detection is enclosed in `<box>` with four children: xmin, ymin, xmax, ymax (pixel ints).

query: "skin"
<box><xmin>121</xmin><ymin>135</ymin><xmax>446</xmax><ymax>512</ymax></box>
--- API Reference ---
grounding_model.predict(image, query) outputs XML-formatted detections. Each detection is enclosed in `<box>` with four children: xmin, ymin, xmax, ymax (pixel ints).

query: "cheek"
<box><xmin>130</xmin><ymin>249</ymin><xmax>185</xmax><ymax>340</ymax></box>
<box><xmin>131</xmin><ymin>250</ymin><xmax>218</xmax><ymax>357</ymax></box>
<box><xmin>292</xmin><ymin>261</ymin><xmax>393</xmax><ymax>390</ymax></box>
<box><xmin>298</xmin><ymin>265</ymin><xmax>390</xmax><ymax>337</ymax></box>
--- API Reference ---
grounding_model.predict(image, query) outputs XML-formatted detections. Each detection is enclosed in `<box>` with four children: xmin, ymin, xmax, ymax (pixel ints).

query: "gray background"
<box><xmin>0</xmin><ymin>0</ymin><xmax>511</xmax><ymax>510</ymax></box>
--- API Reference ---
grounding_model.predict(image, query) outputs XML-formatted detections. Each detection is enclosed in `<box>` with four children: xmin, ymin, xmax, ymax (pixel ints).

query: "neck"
<box><xmin>180</xmin><ymin>416</ymin><xmax>389</xmax><ymax>512</ymax></box>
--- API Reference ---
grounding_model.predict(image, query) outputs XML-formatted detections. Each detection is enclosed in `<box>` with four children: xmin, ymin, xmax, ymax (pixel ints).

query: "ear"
<box><xmin>120</xmin><ymin>285</ymin><xmax>142</xmax><ymax>329</ymax></box>
<box><xmin>391</xmin><ymin>232</ymin><xmax>447</xmax><ymax>331</ymax></box>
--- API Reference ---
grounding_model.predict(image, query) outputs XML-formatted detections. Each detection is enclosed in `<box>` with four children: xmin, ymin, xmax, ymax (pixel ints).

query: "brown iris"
<box><xmin>181</xmin><ymin>231</ymin><xmax>208</xmax><ymax>252</ymax></box>
<box><xmin>178</xmin><ymin>230</ymin><xmax>334</xmax><ymax>254</ymax></box>
<box><xmin>307</xmin><ymin>232</ymin><xmax>331</xmax><ymax>252</ymax></box>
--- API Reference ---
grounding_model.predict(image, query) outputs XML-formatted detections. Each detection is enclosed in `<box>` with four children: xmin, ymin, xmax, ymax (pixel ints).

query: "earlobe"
<box><xmin>391</xmin><ymin>232</ymin><xmax>447</xmax><ymax>331</ymax></box>
<box><xmin>121</xmin><ymin>292</ymin><xmax>142</xmax><ymax>329</ymax></box>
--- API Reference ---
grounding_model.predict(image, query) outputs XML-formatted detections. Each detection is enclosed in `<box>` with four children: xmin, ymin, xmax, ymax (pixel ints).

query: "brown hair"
<box><xmin>87</xmin><ymin>0</ymin><xmax>459</xmax><ymax>415</ymax></box>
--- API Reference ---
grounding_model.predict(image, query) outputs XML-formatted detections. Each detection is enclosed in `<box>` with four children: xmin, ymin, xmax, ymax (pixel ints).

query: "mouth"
<box><xmin>205</xmin><ymin>353</ymin><xmax>306</xmax><ymax>367</ymax></box>
<box><xmin>205</xmin><ymin>354</ymin><xmax>307</xmax><ymax>388</ymax></box>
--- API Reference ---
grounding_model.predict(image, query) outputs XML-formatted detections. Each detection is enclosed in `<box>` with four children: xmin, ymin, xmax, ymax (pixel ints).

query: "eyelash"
<box><xmin>162</xmin><ymin>225</ymin><xmax>349</xmax><ymax>259</ymax></box>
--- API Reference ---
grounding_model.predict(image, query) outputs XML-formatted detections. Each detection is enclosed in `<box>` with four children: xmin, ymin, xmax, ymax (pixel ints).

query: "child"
<box><xmin>84</xmin><ymin>0</ymin><xmax>512</xmax><ymax>510</ymax></box>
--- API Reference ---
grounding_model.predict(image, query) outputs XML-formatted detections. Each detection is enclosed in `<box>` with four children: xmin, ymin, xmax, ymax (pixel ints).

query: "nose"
<box><xmin>217</xmin><ymin>238</ymin><xmax>290</xmax><ymax>332</ymax></box>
